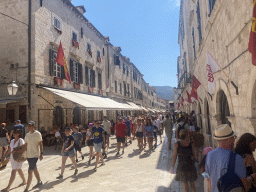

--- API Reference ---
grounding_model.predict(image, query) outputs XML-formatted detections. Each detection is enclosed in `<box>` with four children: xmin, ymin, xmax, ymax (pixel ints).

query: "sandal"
<box><xmin>1</xmin><ymin>188</ymin><xmax>9</xmax><ymax>192</ymax></box>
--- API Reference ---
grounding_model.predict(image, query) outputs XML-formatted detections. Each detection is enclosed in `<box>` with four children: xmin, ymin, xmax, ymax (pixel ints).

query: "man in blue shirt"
<box><xmin>73</xmin><ymin>127</ymin><xmax>84</xmax><ymax>162</ymax></box>
<box><xmin>124</xmin><ymin>117</ymin><xmax>131</xmax><ymax>146</ymax></box>
<box><xmin>10</xmin><ymin>120</ymin><xmax>25</xmax><ymax>139</ymax></box>
<box><xmin>89</xmin><ymin>120</ymin><xmax>105</xmax><ymax>171</ymax></box>
<box><xmin>206</xmin><ymin>124</ymin><xmax>256</xmax><ymax>192</ymax></box>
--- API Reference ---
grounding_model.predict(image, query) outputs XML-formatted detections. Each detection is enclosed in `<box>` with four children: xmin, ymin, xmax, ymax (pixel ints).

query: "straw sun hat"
<box><xmin>213</xmin><ymin>124</ymin><xmax>236</xmax><ymax>140</ymax></box>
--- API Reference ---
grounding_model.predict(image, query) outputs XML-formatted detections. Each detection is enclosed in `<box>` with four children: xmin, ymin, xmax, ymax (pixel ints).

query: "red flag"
<box><xmin>192</xmin><ymin>75</ymin><xmax>201</xmax><ymax>90</ymax></box>
<box><xmin>56</xmin><ymin>42</ymin><xmax>71</xmax><ymax>83</ymax></box>
<box><xmin>186</xmin><ymin>91</ymin><xmax>192</xmax><ymax>103</ymax></box>
<box><xmin>181</xmin><ymin>97</ymin><xmax>184</xmax><ymax>107</ymax></box>
<box><xmin>191</xmin><ymin>88</ymin><xmax>198</xmax><ymax>101</ymax></box>
<box><xmin>249</xmin><ymin>0</ymin><xmax>256</xmax><ymax>66</ymax></box>
<box><xmin>177</xmin><ymin>102</ymin><xmax>180</xmax><ymax>109</ymax></box>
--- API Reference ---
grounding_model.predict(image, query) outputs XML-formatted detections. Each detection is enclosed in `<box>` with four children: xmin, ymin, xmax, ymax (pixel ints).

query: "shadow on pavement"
<box><xmin>70</xmin><ymin>169</ymin><xmax>95</xmax><ymax>183</ymax></box>
<box><xmin>128</xmin><ymin>149</ymin><xmax>142</xmax><ymax>158</ymax></box>
<box><xmin>139</xmin><ymin>150</ymin><xmax>151</xmax><ymax>159</ymax></box>
<box><xmin>33</xmin><ymin>176</ymin><xmax>72</xmax><ymax>191</ymax></box>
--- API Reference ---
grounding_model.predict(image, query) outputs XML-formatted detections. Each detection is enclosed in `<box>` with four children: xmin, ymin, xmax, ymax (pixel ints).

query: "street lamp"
<box><xmin>7</xmin><ymin>81</ymin><xmax>18</xmax><ymax>96</ymax></box>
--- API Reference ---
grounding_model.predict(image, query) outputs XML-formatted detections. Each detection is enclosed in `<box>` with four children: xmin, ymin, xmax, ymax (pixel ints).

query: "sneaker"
<box><xmin>103</xmin><ymin>154</ymin><xmax>107</xmax><ymax>159</ymax></box>
<box><xmin>76</xmin><ymin>159</ymin><xmax>78</xmax><ymax>163</ymax></box>
<box><xmin>88</xmin><ymin>159</ymin><xmax>91</xmax><ymax>165</ymax></box>
<box><xmin>122</xmin><ymin>150</ymin><xmax>124</xmax><ymax>154</ymax></box>
<box><xmin>93</xmin><ymin>167</ymin><xmax>97</xmax><ymax>172</ymax></box>
<box><xmin>101</xmin><ymin>162</ymin><xmax>105</xmax><ymax>166</ymax></box>
<box><xmin>82</xmin><ymin>156</ymin><xmax>84</xmax><ymax>160</ymax></box>
<box><xmin>56</xmin><ymin>175</ymin><xmax>63</xmax><ymax>179</ymax></box>
<box><xmin>125</xmin><ymin>143</ymin><xmax>128</xmax><ymax>146</ymax></box>
<box><xmin>116</xmin><ymin>152</ymin><xmax>120</xmax><ymax>156</ymax></box>
<box><xmin>32</xmin><ymin>181</ymin><xmax>43</xmax><ymax>189</ymax></box>
<box><xmin>24</xmin><ymin>189</ymin><xmax>28</xmax><ymax>192</ymax></box>
<box><xmin>74</xmin><ymin>169</ymin><xmax>78</xmax><ymax>176</ymax></box>
<box><xmin>129</xmin><ymin>140</ymin><xmax>132</xmax><ymax>144</ymax></box>
<box><xmin>92</xmin><ymin>156</ymin><xmax>95</xmax><ymax>160</ymax></box>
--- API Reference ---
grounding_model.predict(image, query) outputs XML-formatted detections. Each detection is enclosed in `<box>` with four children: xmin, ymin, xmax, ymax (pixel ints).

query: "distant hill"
<box><xmin>154</xmin><ymin>86</ymin><xmax>174</xmax><ymax>101</ymax></box>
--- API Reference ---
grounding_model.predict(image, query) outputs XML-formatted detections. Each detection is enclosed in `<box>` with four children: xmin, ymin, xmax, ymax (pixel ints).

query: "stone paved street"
<box><xmin>0</xmin><ymin>129</ymin><xmax>204</xmax><ymax>192</ymax></box>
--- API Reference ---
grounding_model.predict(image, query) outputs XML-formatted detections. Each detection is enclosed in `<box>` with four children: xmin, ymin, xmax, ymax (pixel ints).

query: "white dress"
<box><xmin>10</xmin><ymin>138</ymin><xmax>25</xmax><ymax>170</ymax></box>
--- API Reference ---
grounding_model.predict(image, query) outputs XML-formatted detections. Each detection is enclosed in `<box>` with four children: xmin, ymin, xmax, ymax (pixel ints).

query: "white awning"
<box><xmin>141</xmin><ymin>106</ymin><xmax>149</xmax><ymax>112</ymax></box>
<box><xmin>43</xmin><ymin>87</ymin><xmax>134</xmax><ymax>110</ymax></box>
<box><xmin>127</xmin><ymin>102</ymin><xmax>142</xmax><ymax>110</ymax></box>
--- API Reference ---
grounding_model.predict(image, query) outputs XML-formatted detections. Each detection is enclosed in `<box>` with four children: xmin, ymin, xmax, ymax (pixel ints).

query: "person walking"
<box><xmin>135</xmin><ymin>118</ymin><xmax>144</xmax><ymax>151</ymax></box>
<box><xmin>102</xmin><ymin>116</ymin><xmax>111</xmax><ymax>159</ymax></box>
<box><xmin>163</xmin><ymin>115</ymin><xmax>173</xmax><ymax>149</ymax></box>
<box><xmin>85</xmin><ymin>123</ymin><xmax>95</xmax><ymax>165</ymax></box>
<box><xmin>124</xmin><ymin>117</ymin><xmax>132</xmax><ymax>146</ymax></box>
<box><xmin>10</xmin><ymin>120</ymin><xmax>25</xmax><ymax>139</ymax></box>
<box><xmin>145</xmin><ymin>118</ymin><xmax>154</xmax><ymax>151</ymax></box>
<box><xmin>20</xmin><ymin>121</ymin><xmax>43</xmax><ymax>192</ymax></box>
<box><xmin>73</xmin><ymin>126</ymin><xmax>84</xmax><ymax>163</ymax></box>
<box><xmin>0</xmin><ymin>123</ymin><xmax>9</xmax><ymax>162</ymax></box>
<box><xmin>1</xmin><ymin>129</ymin><xmax>26</xmax><ymax>192</ymax></box>
<box><xmin>170</xmin><ymin>129</ymin><xmax>197</xmax><ymax>192</ymax></box>
<box><xmin>56</xmin><ymin>127</ymin><xmax>78</xmax><ymax>179</ymax></box>
<box><xmin>206</xmin><ymin>124</ymin><xmax>256</xmax><ymax>192</ymax></box>
<box><xmin>89</xmin><ymin>120</ymin><xmax>105</xmax><ymax>171</ymax></box>
<box><xmin>115</xmin><ymin>117</ymin><xmax>127</xmax><ymax>156</ymax></box>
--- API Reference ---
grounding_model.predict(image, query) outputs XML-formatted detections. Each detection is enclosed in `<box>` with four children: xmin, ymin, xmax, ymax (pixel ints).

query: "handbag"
<box><xmin>13</xmin><ymin>139</ymin><xmax>27</xmax><ymax>162</ymax></box>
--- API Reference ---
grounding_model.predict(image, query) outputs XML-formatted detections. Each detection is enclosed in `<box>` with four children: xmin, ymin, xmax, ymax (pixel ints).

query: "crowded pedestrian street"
<box><xmin>0</xmin><ymin>127</ymin><xmax>203</xmax><ymax>192</ymax></box>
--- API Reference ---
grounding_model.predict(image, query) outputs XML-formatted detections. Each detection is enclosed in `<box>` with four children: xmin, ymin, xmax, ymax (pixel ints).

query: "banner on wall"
<box><xmin>206</xmin><ymin>52</ymin><xmax>220</xmax><ymax>94</ymax></box>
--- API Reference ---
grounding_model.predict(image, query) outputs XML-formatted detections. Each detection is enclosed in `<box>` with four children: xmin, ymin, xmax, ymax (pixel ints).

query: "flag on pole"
<box><xmin>191</xmin><ymin>75</ymin><xmax>201</xmax><ymax>101</ymax></box>
<box><xmin>177</xmin><ymin>102</ymin><xmax>180</xmax><ymax>110</ymax></box>
<box><xmin>56</xmin><ymin>41</ymin><xmax>71</xmax><ymax>84</ymax></box>
<box><xmin>249</xmin><ymin>0</ymin><xmax>256</xmax><ymax>66</ymax></box>
<box><xmin>206</xmin><ymin>52</ymin><xmax>220</xmax><ymax>94</ymax></box>
<box><xmin>181</xmin><ymin>97</ymin><xmax>184</xmax><ymax>107</ymax></box>
<box><xmin>186</xmin><ymin>91</ymin><xmax>192</xmax><ymax>103</ymax></box>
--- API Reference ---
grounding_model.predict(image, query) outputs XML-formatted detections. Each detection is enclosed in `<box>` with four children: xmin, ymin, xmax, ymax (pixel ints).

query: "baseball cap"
<box><xmin>88</xmin><ymin>123</ymin><xmax>93</xmax><ymax>127</ymax></box>
<box><xmin>16</xmin><ymin>120</ymin><xmax>21</xmax><ymax>123</ymax></box>
<box><xmin>65</xmin><ymin>127</ymin><xmax>71</xmax><ymax>131</ymax></box>
<box><xmin>118</xmin><ymin>117</ymin><xmax>123</xmax><ymax>120</ymax></box>
<box><xmin>28</xmin><ymin>121</ymin><xmax>35</xmax><ymax>126</ymax></box>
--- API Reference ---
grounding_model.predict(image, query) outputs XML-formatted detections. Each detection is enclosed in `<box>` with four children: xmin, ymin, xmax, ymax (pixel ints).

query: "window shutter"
<box><xmin>81</xmin><ymin>28</ymin><xmax>83</xmax><ymax>38</ymax></box>
<box><xmin>98</xmin><ymin>73</ymin><xmax>102</xmax><ymax>89</ymax></box>
<box><xmin>92</xmin><ymin>70</ymin><xmax>95</xmax><ymax>87</ymax></box>
<box><xmin>49</xmin><ymin>49</ymin><xmax>54</xmax><ymax>76</ymax></box>
<box><xmin>61</xmin><ymin>66</ymin><xmax>65</xmax><ymax>79</ymax></box>
<box><xmin>85</xmin><ymin>66</ymin><xmax>89</xmax><ymax>86</ymax></box>
<box><xmin>78</xmin><ymin>63</ymin><xmax>83</xmax><ymax>84</ymax></box>
<box><xmin>70</xmin><ymin>59</ymin><xmax>74</xmax><ymax>82</ymax></box>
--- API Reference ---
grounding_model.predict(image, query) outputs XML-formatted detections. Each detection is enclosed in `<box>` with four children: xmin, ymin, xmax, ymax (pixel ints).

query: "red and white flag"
<box><xmin>249</xmin><ymin>0</ymin><xmax>256</xmax><ymax>65</ymax></box>
<box><xmin>206</xmin><ymin>52</ymin><xmax>220</xmax><ymax>94</ymax></box>
<box><xmin>191</xmin><ymin>75</ymin><xmax>201</xmax><ymax>102</ymax></box>
<box><xmin>186</xmin><ymin>91</ymin><xmax>192</xmax><ymax>104</ymax></box>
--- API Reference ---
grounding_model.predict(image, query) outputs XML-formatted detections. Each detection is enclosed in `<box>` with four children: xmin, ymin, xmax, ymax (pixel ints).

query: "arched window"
<box><xmin>219</xmin><ymin>90</ymin><xmax>231</xmax><ymax>126</ymax></box>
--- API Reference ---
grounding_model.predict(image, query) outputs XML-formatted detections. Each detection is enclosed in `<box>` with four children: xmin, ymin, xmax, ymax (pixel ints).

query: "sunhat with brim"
<box><xmin>213</xmin><ymin>124</ymin><xmax>236</xmax><ymax>140</ymax></box>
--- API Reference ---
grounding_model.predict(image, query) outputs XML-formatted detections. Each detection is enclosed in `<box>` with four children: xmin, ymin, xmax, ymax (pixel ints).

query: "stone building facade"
<box><xmin>175</xmin><ymin>0</ymin><xmax>256</xmax><ymax>147</ymax></box>
<box><xmin>0</xmin><ymin>0</ymin><xmax>165</xmax><ymax>131</ymax></box>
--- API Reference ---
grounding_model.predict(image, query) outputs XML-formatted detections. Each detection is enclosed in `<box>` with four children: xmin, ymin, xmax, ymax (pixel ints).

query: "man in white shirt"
<box><xmin>102</xmin><ymin>116</ymin><xmax>111</xmax><ymax>159</ymax></box>
<box><xmin>20</xmin><ymin>121</ymin><xmax>43</xmax><ymax>192</ymax></box>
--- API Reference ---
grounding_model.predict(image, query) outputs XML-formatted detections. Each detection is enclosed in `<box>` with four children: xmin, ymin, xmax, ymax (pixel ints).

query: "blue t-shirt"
<box><xmin>73</xmin><ymin>132</ymin><xmax>83</xmax><ymax>145</ymax></box>
<box><xmin>145</xmin><ymin>125</ymin><xmax>154</xmax><ymax>133</ymax></box>
<box><xmin>124</xmin><ymin>121</ymin><xmax>131</xmax><ymax>131</ymax></box>
<box><xmin>91</xmin><ymin>126</ymin><xmax>105</xmax><ymax>144</ymax></box>
<box><xmin>205</xmin><ymin>147</ymin><xmax>246</xmax><ymax>192</ymax></box>
<box><xmin>12</xmin><ymin>124</ymin><xmax>25</xmax><ymax>138</ymax></box>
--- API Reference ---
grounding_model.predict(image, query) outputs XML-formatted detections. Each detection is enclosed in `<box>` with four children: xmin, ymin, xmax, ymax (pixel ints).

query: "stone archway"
<box><xmin>218</xmin><ymin>90</ymin><xmax>231</xmax><ymax>126</ymax></box>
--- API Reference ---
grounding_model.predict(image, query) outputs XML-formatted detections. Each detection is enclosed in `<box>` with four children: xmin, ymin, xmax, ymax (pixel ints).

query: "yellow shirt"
<box><xmin>25</xmin><ymin>130</ymin><xmax>42</xmax><ymax>158</ymax></box>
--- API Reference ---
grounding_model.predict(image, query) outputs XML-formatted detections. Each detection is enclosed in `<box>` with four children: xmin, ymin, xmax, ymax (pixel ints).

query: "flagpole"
<box><xmin>197</xmin><ymin>82</ymin><xmax>213</xmax><ymax>100</ymax></box>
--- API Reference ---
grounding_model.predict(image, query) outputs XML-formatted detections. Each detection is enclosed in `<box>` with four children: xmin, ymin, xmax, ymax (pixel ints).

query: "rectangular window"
<box><xmin>114</xmin><ymin>55</ymin><xmax>120</xmax><ymax>67</ymax></box>
<box><xmin>115</xmin><ymin>81</ymin><xmax>117</xmax><ymax>93</ymax></box>
<box><xmin>40</xmin><ymin>0</ymin><xmax>43</xmax><ymax>7</ymax></box>
<box><xmin>49</xmin><ymin>49</ymin><xmax>65</xmax><ymax>79</ymax></box>
<box><xmin>123</xmin><ymin>64</ymin><xmax>126</xmax><ymax>74</ymax></box>
<box><xmin>72</xmin><ymin>32</ymin><xmax>78</xmax><ymax>42</ymax></box>
<box><xmin>123</xmin><ymin>82</ymin><xmax>126</xmax><ymax>96</ymax></box>
<box><xmin>98</xmin><ymin>72</ymin><xmax>102</xmax><ymax>89</ymax></box>
<box><xmin>103</xmin><ymin>48</ymin><xmax>105</xmax><ymax>56</ymax></box>
<box><xmin>197</xmin><ymin>1</ymin><xmax>202</xmax><ymax>44</ymax></box>
<box><xmin>90</xmin><ymin>69</ymin><xmax>95</xmax><ymax>87</ymax></box>
<box><xmin>87</xmin><ymin>44</ymin><xmax>91</xmax><ymax>51</ymax></box>
<box><xmin>120</xmin><ymin>83</ymin><xmax>122</xmax><ymax>94</ymax></box>
<box><xmin>97</xmin><ymin>51</ymin><xmax>101</xmax><ymax>62</ymax></box>
<box><xmin>52</xmin><ymin>52</ymin><xmax>61</xmax><ymax>78</ymax></box>
<box><xmin>54</xmin><ymin>17</ymin><xmax>61</xmax><ymax>30</ymax></box>
<box><xmin>192</xmin><ymin>28</ymin><xmax>196</xmax><ymax>59</ymax></box>
<box><xmin>126</xmin><ymin>66</ymin><xmax>129</xmax><ymax>76</ymax></box>
<box><xmin>70</xmin><ymin>59</ymin><xmax>78</xmax><ymax>83</ymax></box>
<box><xmin>127</xmin><ymin>84</ymin><xmax>130</xmax><ymax>97</ymax></box>
<box><xmin>81</xmin><ymin>28</ymin><xmax>83</xmax><ymax>38</ymax></box>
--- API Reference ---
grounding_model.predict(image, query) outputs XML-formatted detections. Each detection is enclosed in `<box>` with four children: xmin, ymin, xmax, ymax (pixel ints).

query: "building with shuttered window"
<box><xmin>0</xmin><ymin>0</ymin><xmax>165</xmax><ymax>131</ymax></box>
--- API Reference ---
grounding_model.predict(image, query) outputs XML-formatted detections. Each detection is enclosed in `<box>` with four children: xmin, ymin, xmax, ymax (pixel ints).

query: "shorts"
<box><xmin>87</xmin><ymin>139</ymin><xmax>94</xmax><ymax>146</ymax></box>
<box><xmin>116</xmin><ymin>136</ymin><xmax>125</xmax><ymax>143</ymax></box>
<box><xmin>136</xmin><ymin>132</ymin><xmax>143</xmax><ymax>138</ymax></box>
<box><xmin>27</xmin><ymin>158</ymin><xmax>38</xmax><ymax>171</ymax></box>
<box><xmin>74</xmin><ymin>144</ymin><xmax>81</xmax><ymax>152</ymax></box>
<box><xmin>0</xmin><ymin>137</ymin><xmax>8</xmax><ymax>147</ymax></box>
<box><xmin>62</xmin><ymin>148</ymin><xmax>76</xmax><ymax>158</ymax></box>
<box><xmin>94</xmin><ymin>142</ymin><xmax>103</xmax><ymax>153</ymax></box>
<box><xmin>126</xmin><ymin>130</ymin><xmax>131</xmax><ymax>137</ymax></box>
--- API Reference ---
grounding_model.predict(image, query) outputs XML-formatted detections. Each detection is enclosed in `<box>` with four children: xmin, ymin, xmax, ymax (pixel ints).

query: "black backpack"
<box><xmin>217</xmin><ymin>151</ymin><xmax>245</xmax><ymax>192</ymax></box>
<box><xmin>177</xmin><ymin>122</ymin><xmax>187</xmax><ymax>139</ymax></box>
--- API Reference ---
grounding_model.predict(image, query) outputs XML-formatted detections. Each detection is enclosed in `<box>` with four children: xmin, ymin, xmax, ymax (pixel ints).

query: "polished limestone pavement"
<box><xmin>0</xmin><ymin>129</ymin><xmax>204</xmax><ymax>192</ymax></box>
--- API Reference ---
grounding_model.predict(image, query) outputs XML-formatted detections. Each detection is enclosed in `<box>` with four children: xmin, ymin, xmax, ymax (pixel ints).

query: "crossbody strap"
<box><xmin>227</xmin><ymin>151</ymin><xmax>236</xmax><ymax>172</ymax></box>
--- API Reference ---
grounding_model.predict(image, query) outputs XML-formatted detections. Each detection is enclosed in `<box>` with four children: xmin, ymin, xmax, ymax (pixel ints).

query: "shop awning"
<box><xmin>141</xmin><ymin>106</ymin><xmax>149</xmax><ymax>112</ymax></box>
<box><xmin>126</xmin><ymin>102</ymin><xmax>143</xmax><ymax>110</ymax></box>
<box><xmin>0</xmin><ymin>97</ymin><xmax>24</xmax><ymax>108</ymax></box>
<box><xmin>43</xmin><ymin>87</ymin><xmax>135</xmax><ymax>110</ymax></box>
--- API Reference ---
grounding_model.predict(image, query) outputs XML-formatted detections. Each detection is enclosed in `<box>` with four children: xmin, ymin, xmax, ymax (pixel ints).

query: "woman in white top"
<box><xmin>85</xmin><ymin>123</ymin><xmax>95</xmax><ymax>165</ymax></box>
<box><xmin>2</xmin><ymin>129</ymin><xmax>26</xmax><ymax>192</ymax></box>
<box><xmin>135</xmin><ymin>118</ymin><xmax>144</xmax><ymax>150</ymax></box>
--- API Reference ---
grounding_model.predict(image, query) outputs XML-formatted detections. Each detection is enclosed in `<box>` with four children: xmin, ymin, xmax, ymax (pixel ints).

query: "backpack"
<box><xmin>177</xmin><ymin>122</ymin><xmax>187</xmax><ymax>138</ymax></box>
<box><xmin>217</xmin><ymin>151</ymin><xmax>245</xmax><ymax>192</ymax></box>
<box><xmin>193</xmin><ymin>132</ymin><xmax>204</xmax><ymax>147</ymax></box>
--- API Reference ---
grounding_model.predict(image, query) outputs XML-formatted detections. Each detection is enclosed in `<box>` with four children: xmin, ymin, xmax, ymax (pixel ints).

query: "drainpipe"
<box><xmin>28</xmin><ymin>0</ymin><xmax>32</xmax><ymax>115</ymax></box>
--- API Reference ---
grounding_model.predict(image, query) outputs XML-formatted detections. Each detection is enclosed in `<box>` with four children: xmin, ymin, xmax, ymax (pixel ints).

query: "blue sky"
<box><xmin>72</xmin><ymin>0</ymin><xmax>180</xmax><ymax>87</ymax></box>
